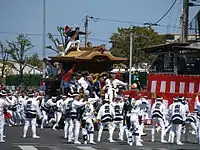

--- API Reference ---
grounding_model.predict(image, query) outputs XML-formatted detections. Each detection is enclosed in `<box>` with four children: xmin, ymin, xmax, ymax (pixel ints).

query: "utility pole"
<box><xmin>181</xmin><ymin>0</ymin><xmax>189</xmax><ymax>43</ymax></box>
<box><xmin>42</xmin><ymin>0</ymin><xmax>46</xmax><ymax>78</ymax></box>
<box><xmin>129</xmin><ymin>26</ymin><xmax>133</xmax><ymax>89</ymax></box>
<box><xmin>84</xmin><ymin>15</ymin><xmax>89</xmax><ymax>47</ymax></box>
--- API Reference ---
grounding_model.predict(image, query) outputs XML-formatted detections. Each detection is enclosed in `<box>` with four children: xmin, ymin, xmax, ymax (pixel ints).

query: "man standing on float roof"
<box><xmin>64</xmin><ymin>27</ymin><xmax>86</xmax><ymax>54</ymax></box>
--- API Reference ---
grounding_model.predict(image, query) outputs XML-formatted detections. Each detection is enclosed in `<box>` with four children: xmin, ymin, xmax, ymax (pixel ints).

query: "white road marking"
<box><xmin>18</xmin><ymin>146</ymin><xmax>38</xmax><ymax>150</ymax></box>
<box><xmin>144</xmin><ymin>128</ymin><xmax>152</xmax><ymax>131</ymax></box>
<box><xmin>13</xmin><ymin>143</ymin><xmax>40</xmax><ymax>145</ymax></box>
<box><xmin>110</xmin><ymin>148</ymin><xmax>121</xmax><ymax>150</ymax></box>
<box><xmin>77</xmin><ymin>146</ymin><xmax>98</xmax><ymax>150</ymax></box>
<box><xmin>136</xmin><ymin>147</ymin><xmax>152</xmax><ymax>150</ymax></box>
<box><xmin>48</xmin><ymin>146</ymin><xmax>63</xmax><ymax>150</ymax></box>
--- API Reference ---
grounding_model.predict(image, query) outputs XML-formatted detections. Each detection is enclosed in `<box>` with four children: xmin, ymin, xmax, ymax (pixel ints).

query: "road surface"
<box><xmin>1</xmin><ymin>126</ymin><xmax>199</xmax><ymax>150</ymax></box>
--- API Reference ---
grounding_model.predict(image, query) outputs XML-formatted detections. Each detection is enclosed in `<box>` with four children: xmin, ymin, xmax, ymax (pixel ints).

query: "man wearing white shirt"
<box><xmin>104</xmin><ymin>74</ymin><xmax>128</xmax><ymax>102</ymax></box>
<box><xmin>68</xmin><ymin>92</ymin><xmax>87</xmax><ymax>144</ymax></box>
<box><xmin>78</xmin><ymin>71</ymin><xmax>90</xmax><ymax>92</ymax></box>
<box><xmin>23</xmin><ymin>92</ymin><xmax>42</xmax><ymax>138</ymax></box>
<box><xmin>0</xmin><ymin>91</ymin><xmax>12</xmax><ymax>142</ymax></box>
<box><xmin>52</xmin><ymin>96</ymin><xmax>65</xmax><ymax>130</ymax></box>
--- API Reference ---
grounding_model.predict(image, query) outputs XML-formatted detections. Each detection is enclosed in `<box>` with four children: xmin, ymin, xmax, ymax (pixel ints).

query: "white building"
<box><xmin>0</xmin><ymin>60</ymin><xmax>42</xmax><ymax>76</ymax></box>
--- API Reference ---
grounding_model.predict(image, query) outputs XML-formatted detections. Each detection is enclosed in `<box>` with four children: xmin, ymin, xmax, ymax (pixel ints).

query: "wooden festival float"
<box><xmin>49</xmin><ymin>45</ymin><xmax>127</xmax><ymax>73</ymax></box>
<box><xmin>44</xmin><ymin>45</ymin><xmax>127</xmax><ymax>96</ymax></box>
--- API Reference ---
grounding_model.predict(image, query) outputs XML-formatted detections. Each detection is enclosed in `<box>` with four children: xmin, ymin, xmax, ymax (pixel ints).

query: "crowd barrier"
<box><xmin>123</xmin><ymin>90</ymin><xmax>198</xmax><ymax>111</ymax></box>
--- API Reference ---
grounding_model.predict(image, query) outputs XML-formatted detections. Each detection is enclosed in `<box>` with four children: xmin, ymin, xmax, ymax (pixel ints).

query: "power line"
<box><xmin>90</xmin><ymin>16</ymin><xmax>143</xmax><ymax>25</ymax></box>
<box><xmin>89</xmin><ymin>16</ymin><xmax>197</xmax><ymax>30</ymax></box>
<box><xmin>166</xmin><ymin>0</ymin><xmax>175</xmax><ymax>33</ymax></box>
<box><xmin>0</xmin><ymin>31</ymin><xmax>42</xmax><ymax>36</ymax></box>
<box><xmin>0</xmin><ymin>31</ymin><xmax>109</xmax><ymax>42</ymax></box>
<box><xmin>154</xmin><ymin>0</ymin><xmax>178</xmax><ymax>24</ymax></box>
<box><xmin>191</xmin><ymin>0</ymin><xmax>200</xmax><ymax>3</ymax></box>
<box><xmin>173</xmin><ymin>0</ymin><xmax>183</xmax><ymax>34</ymax></box>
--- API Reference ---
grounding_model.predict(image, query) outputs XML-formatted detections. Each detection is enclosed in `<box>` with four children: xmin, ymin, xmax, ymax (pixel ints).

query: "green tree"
<box><xmin>27</xmin><ymin>53</ymin><xmax>42</xmax><ymax>68</ymax></box>
<box><xmin>109</xmin><ymin>26</ymin><xmax>166</xmax><ymax>66</ymax></box>
<box><xmin>0</xmin><ymin>41</ymin><xmax>9</xmax><ymax>82</ymax></box>
<box><xmin>6</xmin><ymin>34</ymin><xmax>34</xmax><ymax>85</ymax></box>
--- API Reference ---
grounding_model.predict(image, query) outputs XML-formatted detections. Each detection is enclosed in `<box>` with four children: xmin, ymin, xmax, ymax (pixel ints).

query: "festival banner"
<box><xmin>148</xmin><ymin>74</ymin><xmax>200</xmax><ymax>94</ymax></box>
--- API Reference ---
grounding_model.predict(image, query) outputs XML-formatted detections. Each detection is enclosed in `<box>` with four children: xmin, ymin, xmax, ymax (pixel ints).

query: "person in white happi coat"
<box><xmin>40</xmin><ymin>96</ymin><xmax>56</xmax><ymax>129</ymax></box>
<box><xmin>17</xmin><ymin>94</ymin><xmax>26</xmax><ymax>125</ymax></box>
<box><xmin>68</xmin><ymin>92</ymin><xmax>87</xmax><ymax>144</ymax></box>
<box><xmin>182</xmin><ymin>98</ymin><xmax>190</xmax><ymax>115</ymax></box>
<box><xmin>63</xmin><ymin>94</ymin><xmax>74</xmax><ymax>139</ymax></box>
<box><xmin>123</xmin><ymin>95</ymin><xmax>134</xmax><ymax>141</ymax></box>
<box><xmin>151</xmin><ymin>97</ymin><xmax>167</xmax><ymax>143</ymax></box>
<box><xmin>135</xmin><ymin>96</ymin><xmax>150</xmax><ymax>141</ymax></box>
<box><xmin>168</xmin><ymin>97</ymin><xmax>186</xmax><ymax>145</ymax></box>
<box><xmin>103</xmin><ymin>74</ymin><xmax>128</xmax><ymax>102</ymax></box>
<box><xmin>12</xmin><ymin>93</ymin><xmax>21</xmax><ymax>125</ymax></box>
<box><xmin>111</xmin><ymin>96</ymin><xmax>125</xmax><ymax>141</ymax></box>
<box><xmin>0</xmin><ymin>91</ymin><xmax>12</xmax><ymax>142</ymax></box>
<box><xmin>7</xmin><ymin>94</ymin><xmax>18</xmax><ymax>125</ymax></box>
<box><xmin>52</xmin><ymin>96</ymin><xmax>65</xmax><ymax>130</ymax></box>
<box><xmin>194</xmin><ymin>95</ymin><xmax>200</xmax><ymax>144</ymax></box>
<box><xmin>78</xmin><ymin>72</ymin><xmax>89</xmax><ymax>92</ymax></box>
<box><xmin>184</xmin><ymin>109</ymin><xmax>198</xmax><ymax>142</ymax></box>
<box><xmin>126</xmin><ymin>100</ymin><xmax>143</xmax><ymax>147</ymax></box>
<box><xmin>97</xmin><ymin>99</ymin><xmax>115</xmax><ymax>142</ymax></box>
<box><xmin>81</xmin><ymin>91</ymin><xmax>99</xmax><ymax>144</ymax></box>
<box><xmin>4</xmin><ymin>94</ymin><xmax>15</xmax><ymax>126</ymax></box>
<box><xmin>23</xmin><ymin>92</ymin><xmax>42</xmax><ymax>138</ymax></box>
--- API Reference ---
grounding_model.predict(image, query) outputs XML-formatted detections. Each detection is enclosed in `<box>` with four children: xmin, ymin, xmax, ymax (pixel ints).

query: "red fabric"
<box><xmin>115</xmin><ymin>71</ymin><xmax>121</xmax><ymax>80</ymax></box>
<box><xmin>148</xmin><ymin>74</ymin><xmax>200</xmax><ymax>94</ymax></box>
<box><xmin>4</xmin><ymin>112</ymin><xmax>11</xmax><ymax>120</ymax></box>
<box><xmin>98</xmin><ymin>48</ymin><xmax>105</xmax><ymax>54</ymax></box>
<box><xmin>100</xmin><ymin>80</ymin><xmax>105</xmax><ymax>89</ymax></box>
<box><xmin>40</xmin><ymin>81</ymin><xmax>43</xmax><ymax>86</ymax></box>
<box><xmin>64</xmin><ymin>26</ymin><xmax>70</xmax><ymax>34</ymax></box>
<box><xmin>62</xmin><ymin>65</ymin><xmax>75</xmax><ymax>82</ymax></box>
<box><xmin>146</xmin><ymin>73</ymin><xmax>200</xmax><ymax>111</ymax></box>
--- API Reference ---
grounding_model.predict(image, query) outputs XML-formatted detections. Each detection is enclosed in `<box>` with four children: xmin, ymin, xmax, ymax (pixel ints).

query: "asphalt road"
<box><xmin>1</xmin><ymin>126</ymin><xmax>200</xmax><ymax>150</ymax></box>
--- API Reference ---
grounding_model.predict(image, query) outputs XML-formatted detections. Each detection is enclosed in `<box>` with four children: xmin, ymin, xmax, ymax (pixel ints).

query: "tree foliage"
<box><xmin>109</xmin><ymin>26</ymin><xmax>166</xmax><ymax>66</ymax></box>
<box><xmin>27</xmin><ymin>53</ymin><xmax>42</xmax><ymax>68</ymax></box>
<box><xmin>0</xmin><ymin>41</ymin><xmax>9</xmax><ymax>81</ymax></box>
<box><xmin>6</xmin><ymin>34</ymin><xmax>34</xmax><ymax>85</ymax></box>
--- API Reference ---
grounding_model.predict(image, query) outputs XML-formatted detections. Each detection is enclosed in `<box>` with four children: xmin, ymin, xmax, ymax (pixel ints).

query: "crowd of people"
<box><xmin>0</xmin><ymin>71</ymin><xmax>199</xmax><ymax>147</ymax></box>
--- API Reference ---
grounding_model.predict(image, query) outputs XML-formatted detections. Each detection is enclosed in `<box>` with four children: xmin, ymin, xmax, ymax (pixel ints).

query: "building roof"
<box><xmin>0</xmin><ymin>60</ymin><xmax>42</xmax><ymax>75</ymax></box>
<box><xmin>140</xmin><ymin>43</ymin><xmax>200</xmax><ymax>54</ymax></box>
<box><xmin>49</xmin><ymin>46</ymin><xmax>127</xmax><ymax>63</ymax></box>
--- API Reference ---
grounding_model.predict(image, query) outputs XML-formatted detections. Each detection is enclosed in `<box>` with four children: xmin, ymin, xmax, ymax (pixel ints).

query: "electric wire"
<box><xmin>173</xmin><ymin>0</ymin><xmax>183</xmax><ymax>34</ymax></box>
<box><xmin>154</xmin><ymin>0</ymin><xmax>178</xmax><ymax>24</ymax></box>
<box><xmin>0</xmin><ymin>31</ymin><xmax>109</xmax><ymax>43</ymax></box>
<box><xmin>88</xmin><ymin>16</ymin><xmax>196</xmax><ymax>30</ymax></box>
<box><xmin>166</xmin><ymin>0</ymin><xmax>175</xmax><ymax>33</ymax></box>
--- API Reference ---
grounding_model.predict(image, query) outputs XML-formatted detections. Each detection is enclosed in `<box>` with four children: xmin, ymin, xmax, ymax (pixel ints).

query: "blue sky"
<box><xmin>0</xmin><ymin>0</ymin><xmax>199</xmax><ymax>58</ymax></box>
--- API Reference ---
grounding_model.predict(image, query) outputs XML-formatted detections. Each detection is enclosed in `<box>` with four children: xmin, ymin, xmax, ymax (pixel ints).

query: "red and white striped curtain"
<box><xmin>148</xmin><ymin>74</ymin><xmax>200</xmax><ymax>94</ymax></box>
<box><xmin>147</xmin><ymin>74</ymin><xmax>200</xmax><ymax>111</ymax></box>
